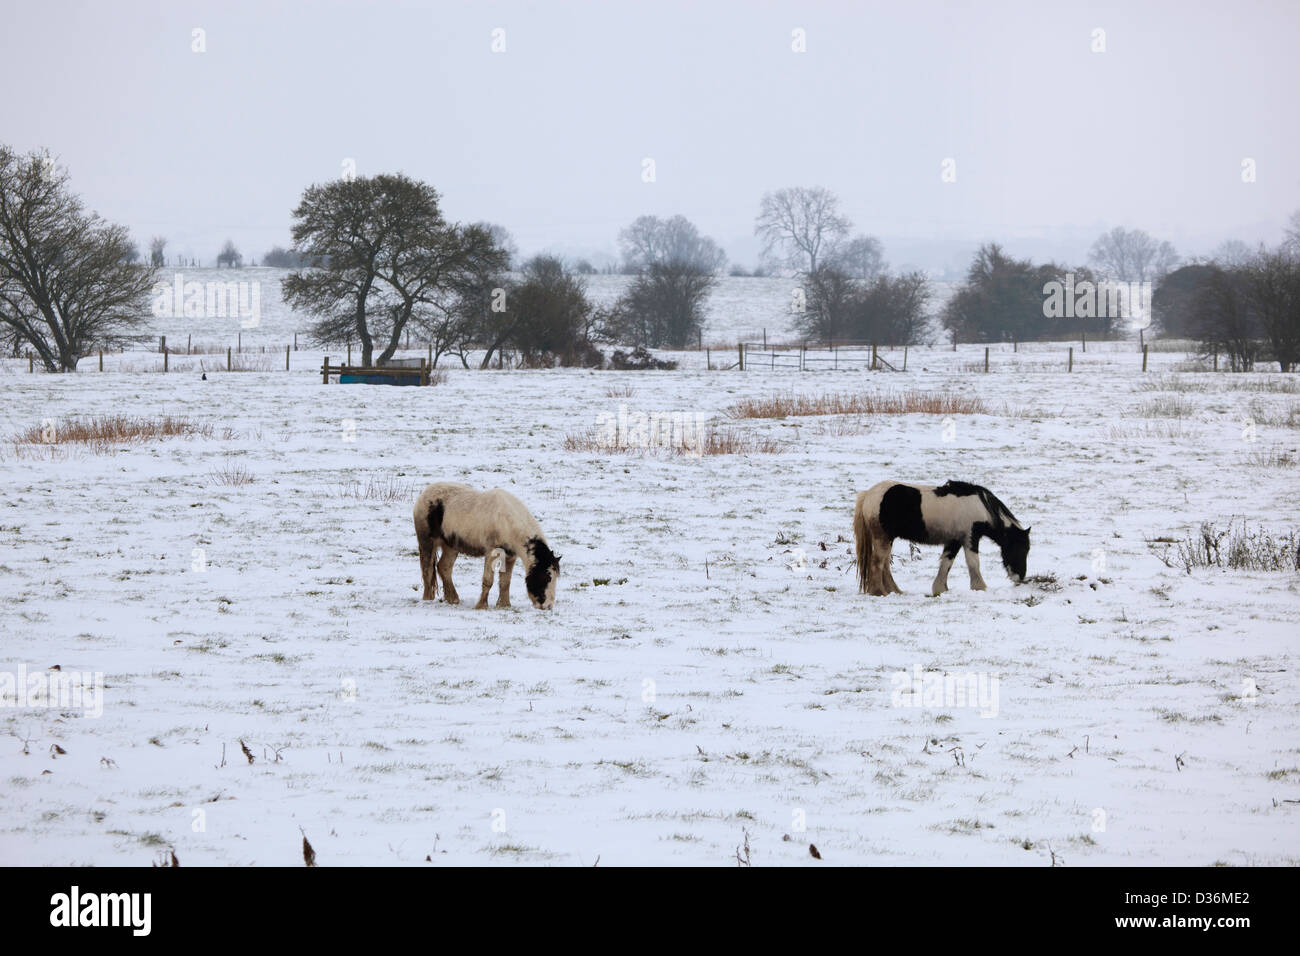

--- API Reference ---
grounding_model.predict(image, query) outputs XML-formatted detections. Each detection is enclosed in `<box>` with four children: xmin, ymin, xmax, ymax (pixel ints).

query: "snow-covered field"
<box><xmin>1</xmin><ymin>285</ymin><xmax>1298</xmax><ymax>866</ymax></box>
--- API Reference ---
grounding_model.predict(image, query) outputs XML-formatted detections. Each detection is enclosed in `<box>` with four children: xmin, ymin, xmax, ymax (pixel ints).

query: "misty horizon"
<box><xmin>3</xmin><ymin>0</ymin><xmax>1297</xmax><ymax>274</ymax></box>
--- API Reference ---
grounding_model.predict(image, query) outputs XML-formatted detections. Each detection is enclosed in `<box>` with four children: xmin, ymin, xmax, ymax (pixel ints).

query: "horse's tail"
<box><xmin>854</xmin><ymin>495</ymin><xmax>871</xmax><ymax>594</ymax></box>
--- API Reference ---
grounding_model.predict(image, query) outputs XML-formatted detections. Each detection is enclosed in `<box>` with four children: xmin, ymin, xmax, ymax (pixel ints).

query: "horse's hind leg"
<box><xmin>963</xmin><ymin>543</ymin><xmax>988</xmax><ymax>591</ymax></box>
<box><xmin>932</xmin><ymin>540</ymin><xmax>960</xmax><ymax>596</ymax></box>
<box><xmin>496</xmin><ymin>553</ymin><xmax>516</xmax><ymax>608</ymax></box>
<box><xmin>881</xmin><ymin>540</ymin><xmax>903</xmax><ymax>594</ymax></box>
<box><xmin>867</xmin><ymin>532</ymin><xmax>892</xmax><ymax>596</ymax></box>
<box><xmin>475</xmin><ymin>549</ymin><xmax>504</xmax><ymax>609</ymax></box>
<box><xmin>437</xmin><ymin>546</ymin><xmax>461</xmax><ymax>604</ymax></box>
<box><xmin>416</xmin><ymin>524</ymin><xmax>438</xmax><ymax>601</ymax></box>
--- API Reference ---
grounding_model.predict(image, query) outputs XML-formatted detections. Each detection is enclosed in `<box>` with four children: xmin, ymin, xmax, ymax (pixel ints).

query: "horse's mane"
<box><xmin>937</xmin><ymin>480</ymin><xmax>1021</xmax><ymax>531</ymax></box>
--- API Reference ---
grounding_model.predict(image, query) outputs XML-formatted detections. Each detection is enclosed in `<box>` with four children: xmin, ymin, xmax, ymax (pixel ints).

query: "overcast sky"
<box><xmin>2</xmin><ymin>0</ymin><xmax>1297</xmax><ymax>272</ymax></box>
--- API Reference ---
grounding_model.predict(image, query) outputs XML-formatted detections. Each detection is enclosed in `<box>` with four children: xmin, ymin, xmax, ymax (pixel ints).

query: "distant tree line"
<box><xmin>1155</xmin><ymin>246</ymin><xmax>1300</xmax><ymax>371</ymax></box>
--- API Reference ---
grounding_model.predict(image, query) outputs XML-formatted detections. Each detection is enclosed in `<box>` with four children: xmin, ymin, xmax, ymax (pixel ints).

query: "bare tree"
<box><xmin>1211</xmin><ymin>239</ymin><xmax>1255</xmax><ymax>268</ymax></box>
<box><xmin>1284</xmin><ymin>209</ymin><xmax>1300</xmax><ymax>258</ymax></box>
<box><xmin>828</xmin><ymin>234</ymin><xmax>887</xmax><ymax>281</ymax></box>
<box><xmin>754</xmin><ymin>186</ymin><xmax>851</xmax><ymax>275</ymax></box>
<box><xmin>1243</xmin><ymin>249</ymin><xmax>1300</xmax><ymax>372</ymax></box>
<box><xmin>149</xmin><ymin>236</ymin><xmax>166</xmax><ymax>268</ymax></box>
<box><xmin>216</xmin><ymin>239</ymin><xmax>243</xmax><ymax>268</ymax></box>
<box><xmin>1088</xmin><ymin>227</ymin><xmax>1178</xmax><ymax>284</ymax></box>
<box><xmin>618</xmin><ymin>214</ymin><xmax>726</xmax><ymax>275</ymax></box>
<box><xmin>0</xmin><ymin>145</ymin><xmax>152</xmax><ymax>370</ymax></box>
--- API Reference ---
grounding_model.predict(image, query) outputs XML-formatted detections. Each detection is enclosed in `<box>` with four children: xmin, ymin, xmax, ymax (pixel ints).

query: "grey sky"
<box><xmin>2</xmin><ymin>0</ymin><xmax>1296</xmax><ymax>272</ymax></box>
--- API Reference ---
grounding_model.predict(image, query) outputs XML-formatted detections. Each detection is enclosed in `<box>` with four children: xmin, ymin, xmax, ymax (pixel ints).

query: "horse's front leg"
<box><xmin>437</xmin><ymin>546</ymin><xmax>460</xmax><ymax>604</ymax></box>
<box><xmin>496</xmin><ymin>554</ymin><xmax>516</xmax><ymax>608</ymax></box>
<box><xmin>932</xmin><ymin>540</ymin><xmax>961</xmax><ymax>596</ymax></box>
<box><xmin>964</xmin><ymin>542</ymin><xmax>987</xmax><ymax>591</ymax></box>
<box><xmin>475</xmin><ymin>549</ymin><xmax>504</xmax><ymax>609</ymax></box>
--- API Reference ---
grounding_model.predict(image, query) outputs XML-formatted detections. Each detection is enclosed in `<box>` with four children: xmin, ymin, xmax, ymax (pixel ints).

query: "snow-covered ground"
<box><xmin>1</xmin><ymin>288</ymin><xmax>1298</xmax><ymax>866</ymax></box>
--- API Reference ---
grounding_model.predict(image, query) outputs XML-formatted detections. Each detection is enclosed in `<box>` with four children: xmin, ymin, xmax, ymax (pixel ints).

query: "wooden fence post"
<box><xmin>164</xmin><ymin>349</ymin><xmax>169</xmax><ymax>372</ymax></box>
<box><xmin>1213</xmin><ymin>351</ymin><xmax>1218</xmax><ymax>372</ymax></box>
<box><xmin>984</xmin><ymin>347</ymin><xmax>989</xmax><ymax>373</ymax></box>
<box><xmin>738</xmin><ymin>343</ymin><xmax>744</xmax><ymax>371</ymax></box>
<box><xmin>227</xmin><ymin>347</ymin><xmax>232</xmax><ymax>371</ymax></box>
<box><xmin>420</xmin><ymin>357</ymin><xmax>428</xmax><ymax>386</ymax></box>
<box><xmin>160</xmin><ymin>335</ymin><xmax>166</xmax><ymax>354</ymax></box>
<box><xmin>1142</xmin><ymin>344</ymin><xmax>1149</xmax><ymax>372</ymax></box>
<box><xmin>763</xmin><ymin>328</ymin><xmax>767</xmax><ymax>349</ymax></box>
<box><xmin>1068</xmin><ymin>346</ymin><xmax>1074</xmax><ymax>372</ymax></box>
<box><xmin>286</xmin><ymin>344</ymin><xmax>290</xmax><ymax>371</ymax></box>
<box><xmin>294</xmin><ymin>332</ymin><xmax>298</xmax><ymax>351</ymax></box>
<box><xmin>187</xmin><ymin>334</ymin><xmax>191</xmax><ymax>354</ymax></box>
<box><xmin>1013</xmin><ymin>336</ymin><xmax>1017</xmax><ymax>353</ymax></box>
<box><xmin>29</xmin><ymin>353</ymin><xmax>34</xmax><ymax>373</ymax></box>
<box><xmin>99</xmin><ymin>351</ymin><xmax>103</xmax><ymax>371</ymax></box>
<box><xmin>323</xmin><ymin>357</ymin><xmax>329</xmax><ymax>384</ymax></box>
<box><xmin>238</xmin><ymin>332</ymin><xmax>241</xmax><ymax>354</ymax></box>
<box><xmin>1082</xmin><ymin>331</ymin><xmax>1087</xmax><ymax>353</ymax></box>
<box><xmin>903</xmin><ymin>346</ymin><xmax>907</xmax><ymax>371</ymax></box>
<box><xmin>1139</xmin><ymin>328</ymin><xmax>1144</xmax><ymax>351</ymax></box>
<box><xmin>706</xmin><ymin>347</ymin><xmax>710</xmax><ymax>369</ymax></box>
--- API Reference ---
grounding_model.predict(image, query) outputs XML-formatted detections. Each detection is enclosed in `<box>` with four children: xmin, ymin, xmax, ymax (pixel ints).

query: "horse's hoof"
<box><xmin>445</xmin><ymin>596</ymin><xmax>460</xmax><ymax>605</ymax></box>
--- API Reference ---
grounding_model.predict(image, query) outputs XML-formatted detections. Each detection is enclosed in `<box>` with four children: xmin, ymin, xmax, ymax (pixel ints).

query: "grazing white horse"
<box><xmin>853</xmin><ymin>480</ymin><xmax>1030</xmax><ymax>597</ymax></box>
<box><xmin>413</xmin><ymin>482</ymin><xmax>561</xmax><ymax>609</ymax></box>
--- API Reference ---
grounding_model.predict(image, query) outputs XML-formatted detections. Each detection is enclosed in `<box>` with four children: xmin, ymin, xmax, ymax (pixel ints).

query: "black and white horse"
<box><xmin>853</xmin><ymin>480</ymin><xmax>1030</xmax><ymax>597</ymax></box>
<box><xmin>414</xmin><ymin>482</ymin><xmax>561</xmax><ymax>609</ymax></box>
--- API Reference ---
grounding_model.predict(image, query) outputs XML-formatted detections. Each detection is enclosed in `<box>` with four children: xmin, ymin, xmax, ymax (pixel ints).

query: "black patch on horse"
<box><xmin>445</xmin><ymin>531</ymin><xmax>485</xmax><ymax>558</ymax></box>
<box><xmin>524</xmin><ymin>537</ymin><xmax>560</xmax><ymax>604</ymax></box>
<box><xmin>426</xmin><ymin>500</ymin><xmax>444</xmax><ymax>539</ymax></box>
<box><xmin>934</xmin><ymin>480</ymin><xmax>983</xmax><ymax>498</ymax></box>
<box><xmin>970</xmin><ymin>520</ymin><xmax>995</xmax><ymax>551</ymax></box>
<box><xmin>937</xmin><ymin>480</ymin><xmax>1017</xmax><ymax>532</ymax></box>
<box><xmin>879</xmin><ymin>484</ymin><xmax>926</xmax><ymax>542</ymax></box>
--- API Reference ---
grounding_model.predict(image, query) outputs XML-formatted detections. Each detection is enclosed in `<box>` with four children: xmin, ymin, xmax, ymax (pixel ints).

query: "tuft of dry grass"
<box><xmin>1244</xmin><ymin>445</ymin><xmax>1298</xmax><ymax>468</ymax></box>
<box><xmin>331</xmin><ymin>475</ymin><xmax>421</xmax><ymax>503</ymax></box>
<box><xmin>726</xmin><ymin>390</ymin><xmax>985</xmax><ymax>420</ymax></box>
<box><xmin>1108</xmin><ymin>421</ymin><xmax>1201</xmax><ymax>440</ymax></box>
<box><xmin>1134</xmin><ymin>395</ymin><xmax>1197</xmax><ymax>419</ymax></box>
<box><xmin>12</xmin><ymin>415</ymin><xmax>216</xmax><ymax>446</ymax></box>
<box><xmin>564</xmin><ymin>423</ymin><xmax>784</xmax><ymax>456</ymax></box>
<box><xmin>1151</xmin><ymin>520</ymin><xmax>1300</xmax><ymax>574</ymax></box>
<box><xmin>209</xmin><ymin>460</ymin><xmax>254</xmax><ymax>486</ymax></box>
<box><xmin>605</xmin><ymin>384</ymin><xmax>637</xmax><ymax>398</ymax></box>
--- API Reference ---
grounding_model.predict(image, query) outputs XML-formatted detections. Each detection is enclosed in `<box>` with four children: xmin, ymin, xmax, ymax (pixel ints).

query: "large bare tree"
<box><xmin>754</xmin><ymin>186</ymin><xmax>852</xmax><ymax>275</ymax></box>
<box><xmin>618</xmin><ymin>214</ymin><xmax>726</xmax><ymax>275</ymax></box>
<box><xmin>283</xmin><ymin>173</ymin><xmax>507</xmax><ymax>366</ymax></box>
<box><xmin>0</xmin><ymin>145</ymin><xmax>152</xmax><ymax>370</ymax></box>
<box><xmin>1088</xmin><ymin>227</ymin><xmax>1179</xmax><ymax>284</ymax></box>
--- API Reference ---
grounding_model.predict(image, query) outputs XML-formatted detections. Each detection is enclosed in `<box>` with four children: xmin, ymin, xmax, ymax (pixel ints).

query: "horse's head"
<box><xmin>1001</xmin><ymin>526</ymin><xmax>1031</xmax><ymax>583</ymax></box>
<box><xmin>525</xmin><ymin>537</ymin><xmax>561</xmax><ymax>609</ymax></box>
